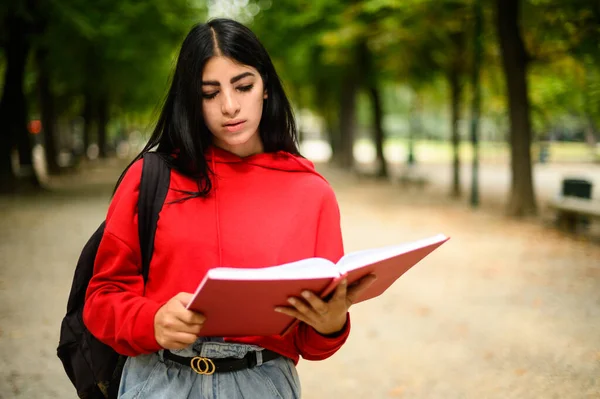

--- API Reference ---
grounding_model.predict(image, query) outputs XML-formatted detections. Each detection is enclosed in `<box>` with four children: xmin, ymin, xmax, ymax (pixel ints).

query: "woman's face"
<box><xmin>201</xmin><ymin>56</ymin><xmax>267</xmax><ymax>157</ymax></box>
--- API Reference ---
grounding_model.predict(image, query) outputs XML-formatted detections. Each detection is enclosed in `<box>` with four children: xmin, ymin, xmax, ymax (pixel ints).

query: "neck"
<box><xmin>213</xmin><ymin>138</ymin><xmax>264</xmax><ymax>158</ymax></box>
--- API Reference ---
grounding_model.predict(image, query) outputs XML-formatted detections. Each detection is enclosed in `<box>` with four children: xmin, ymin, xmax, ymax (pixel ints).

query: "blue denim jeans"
<box><xmin>118</xmin><ymin>338</ymin><xmax>301</xmax><ymax>399</ymax></box>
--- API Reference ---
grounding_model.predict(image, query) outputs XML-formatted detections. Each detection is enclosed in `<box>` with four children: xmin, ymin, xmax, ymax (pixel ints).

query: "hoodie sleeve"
<box><xmin>83</xmin><ymin>160</ymin><xmax>164</xmax><ymax>356</ymax></box>
<box><xmin>293</xmin><ymin>186</ymin><xmax>351</xmax><ymax>360</ymax></box>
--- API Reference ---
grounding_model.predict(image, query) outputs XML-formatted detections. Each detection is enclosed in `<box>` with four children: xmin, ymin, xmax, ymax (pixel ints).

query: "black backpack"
<box><xmin>57</xmin><ymin>152</ymin><xmax>170</xmax><ymax>399</ymax></box>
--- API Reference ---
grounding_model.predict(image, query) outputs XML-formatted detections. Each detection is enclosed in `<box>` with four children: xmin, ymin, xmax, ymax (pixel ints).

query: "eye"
<box><xmin>237</xmin><ymin>84</ymin><xmax>254</xmax><ymax>92</ymax></box>
<box><xmin>202</xmin><ymin>92</ymin><xmax>218</xmax><ymax>100</ymax></box>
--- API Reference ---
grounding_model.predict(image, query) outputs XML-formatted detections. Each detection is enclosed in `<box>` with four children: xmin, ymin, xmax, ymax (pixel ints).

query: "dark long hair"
<box><xmin>113</xmin><ymin>18</ymin><xmax>299</xmax><ymax>196</ymax></box>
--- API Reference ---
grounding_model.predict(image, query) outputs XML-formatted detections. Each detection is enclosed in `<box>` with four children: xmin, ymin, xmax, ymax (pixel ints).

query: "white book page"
<box><xmin>336</xmin><ymin>234</ymin><xmax>449</xmax><ymax>273</ymax></box>
<box><xmin>206</xmin><ymin>258</ymin><xmax>337</xmax><ymax>281</ymax></box>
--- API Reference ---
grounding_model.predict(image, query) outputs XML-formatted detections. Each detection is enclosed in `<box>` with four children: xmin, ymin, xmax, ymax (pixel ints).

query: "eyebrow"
<box><xmin>202</xmin><ymin>72</ymin><xmax>255</xmax><ymax>86</ymax></box>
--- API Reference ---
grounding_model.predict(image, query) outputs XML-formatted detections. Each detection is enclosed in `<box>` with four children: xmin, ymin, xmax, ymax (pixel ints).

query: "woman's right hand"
<box><xmin>154</xmin><ymin>292</ymin><xmax>206</xmax><ymax>350</ymax></box>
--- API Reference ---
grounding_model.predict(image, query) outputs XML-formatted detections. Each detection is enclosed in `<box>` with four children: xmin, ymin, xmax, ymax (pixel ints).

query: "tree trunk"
<box><xmin>583</xmin><ymin>60</ymin><xmax>598</xmax><ymax>147</ymax></box>
<box><xmin>83</xmin><ymin>91</ymin><xmax>94</xmax><ymax>158</ymax></box>
<box><xmin>496</xmin><ymin>0</ymin><xmax>537</xmax><ymax>216</ymax></box>
<box><xmin>16</xmin><ymin>117</ymin><xmax>37</xmax><ymax>178</ymax></box>
<box><xmin>449</xmin><ymin>68</ymin><xmax>463</xmax><ymax>198</ymax></box>
<box><xmin>357</xmin><ymin>41</ymin><xmax>387</xmax><ymax>178</ymax></box>
<box><xmin>448</xmin><ymin>28</ymin><xmax>466</xmax><ymax>199</ymax></box>
<box><xmin>37</xmin><ymin>47</ymin><xmax>61</xmax><ymax>175</ymax></box>
<box><xmin>407</xmin><ymin>90</ymin><xmax>421</xmax><ymax>166</ymax></box>
<box><xmin>338</xmin><ymin>78</ymin><xmax>357</xmax><ymax>169</ymax></box>
<box><xmin>369</xmin><ymin>86</ymin><xmax>387</xmax><ymax>178</ymax></box>
<box><xmin>324</xmin><ymin>109</ymin><xmax>340</xmax><ymax>160</ymax></box>
<box><xmin>470</xmin><ymin>0</ymin><xmax>483</xmax><ymax>208</ymax></box>
<box><xmin>0</xmin><ymin>12</ymin><xmax>40</xmax><ymax>190</ymax></box>
<box><xmin>97</xmin><ymin>95</ymin><xmax>109</xmax><ymax>158</ymax></box>
<box><xmin>584</xmin><ymin>126</ymin><xmax>597</xmax><ymax>148</ymax></box>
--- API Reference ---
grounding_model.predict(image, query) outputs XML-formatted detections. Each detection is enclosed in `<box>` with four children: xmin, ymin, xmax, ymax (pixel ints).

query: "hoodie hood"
<box><xmin>204</xmin><ymin>145</ymin><xmax>329</xmax><ymax>269</ymax></box>
<box><xmin>206</xmin><ymin>145</ymin><xmax>322</xmax><ymax>176</ymax></box>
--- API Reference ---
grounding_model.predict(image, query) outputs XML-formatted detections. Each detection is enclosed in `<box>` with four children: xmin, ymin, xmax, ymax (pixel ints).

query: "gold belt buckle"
<box><xmin>190</xmin><ymin>356</ymin><xmax>216</xmax><ymax>375</ymax></box>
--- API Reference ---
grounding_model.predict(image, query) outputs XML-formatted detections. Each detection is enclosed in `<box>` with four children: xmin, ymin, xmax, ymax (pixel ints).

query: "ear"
<box><xmin>263</xmin><ymin>90</ymin><xmax>268</xmax><ymax>99</ymax></box>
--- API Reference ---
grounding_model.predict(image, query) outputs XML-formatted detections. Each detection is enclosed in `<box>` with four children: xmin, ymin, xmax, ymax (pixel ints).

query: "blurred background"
<box><xmin>0</xmin><ymin>0</ymin><xmax>599</xmax><ymax>210</ymax></box>
<box><xmin>0</xmin><ymin>0</ymin><xmax>599</xmax><ymax>398</ymax></box>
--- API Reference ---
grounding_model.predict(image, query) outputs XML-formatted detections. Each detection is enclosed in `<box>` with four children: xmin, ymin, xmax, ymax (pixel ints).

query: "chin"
<box><xmin>220</xmin><ymin>129</ymin><xmax>259</xmax><ymax>146</ymax></box>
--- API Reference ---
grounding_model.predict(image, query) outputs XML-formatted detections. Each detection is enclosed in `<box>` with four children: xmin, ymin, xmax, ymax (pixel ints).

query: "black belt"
<box><xmin>163</xmin><ymin>349</ymin><xmax>281</xmax><ymax>375</ymax></box>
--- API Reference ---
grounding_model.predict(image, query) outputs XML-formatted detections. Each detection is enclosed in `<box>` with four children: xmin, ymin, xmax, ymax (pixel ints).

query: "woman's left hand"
<box><xmin>275</xmin><ymin>274</ymin><xmax>377</xmax><ymax>336</ymax></box>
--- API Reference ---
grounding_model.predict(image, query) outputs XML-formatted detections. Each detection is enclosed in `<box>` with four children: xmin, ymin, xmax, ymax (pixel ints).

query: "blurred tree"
<box><xmin>36</xmin><ymin>44</ymin><xmax>60</xmax><ymax>174</ymax></box>
<box><xmin>265</xmin><ymin>0</ymin><xmax>370</xmax><ymax>169</ymax></box>
<box><xmin>43</xmin><ymin>0</ymin><xmax>195</xmax><ymax>159</ymax></box>
<box><xmin>254</xmin><ymin>0</ymin><xmax>384</xmax><ymax>171</ymax></box>
<box><xmin>361</xmin><ymin>0</ymin><xmax>472</xmax><ymax>193</ymax></box>
<box><xmin>359</xmin><ymin>40</ymin><xmax>388</xmax><ymax>178</ymax></box>
<box><xmin>0</xmin><ymin>0</ymin><xmax>41</xmax><ymax>190</ymax></box>
<box><xmin>0</xmin><ymin>0</ymin><xmax>199</xmax><ymax>189</ymax></box>
<box><xmin>496</xmin><ymin>0</ymin><xmax>537</xmax><ymax>216</ymax></box>
<box><xmin>524</xmin><ymin>0</ymin><xmax>600</xmax><ymax>145</ymax></box>
<box><xmin>253</xmin><ymin>0</ymin><xmax>598</xmax><ymax>214</ymax></box>
<box><xmin>582</xmin><ymin>58</ymin><xmax>599</xmax><ymax>147</ymax></box>
<box><xmin>448</xmin><ymin>27</ymin><xmax>468</xmax><ymax>198</ymax></box>
<box><xmin>34</xmin><ymin>5</ymin><xmax>60</xmax><ymax>175</ymax></box>
<box><xmin>469</xmin><ymin>0</ymin><xmax>483</xmax><ymax>208</ymax></box>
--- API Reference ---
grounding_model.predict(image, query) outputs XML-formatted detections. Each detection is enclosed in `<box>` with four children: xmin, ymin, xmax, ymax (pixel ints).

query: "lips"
<box><xmin>224</xmin><ymin>120</ymin><xmax>246</xmax><ymax>133</ymax></box>
<box><xmin>224</xmin><ymin>119</ymin><xmax>245</xmax><ymax>127</ymax></box>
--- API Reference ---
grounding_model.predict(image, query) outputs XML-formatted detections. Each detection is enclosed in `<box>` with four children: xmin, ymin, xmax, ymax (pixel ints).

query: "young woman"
<box><xmin>83</xmin><ymin>18</ymin><xmax>375</xmax><ymax>398</ymax></box>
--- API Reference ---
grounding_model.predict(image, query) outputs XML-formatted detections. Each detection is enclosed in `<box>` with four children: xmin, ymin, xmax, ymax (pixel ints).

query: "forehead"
<box><xmin>202</xmin><ymin>56</ymin><xmax>258</xmax><ymax>79</ymax></box>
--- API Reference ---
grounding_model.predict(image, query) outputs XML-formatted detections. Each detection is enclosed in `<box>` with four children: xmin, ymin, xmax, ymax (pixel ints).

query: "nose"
<box><xmin>221</xmin><ymin>89</ymin><xmax>240</xmax><ymax>117</ymax></box>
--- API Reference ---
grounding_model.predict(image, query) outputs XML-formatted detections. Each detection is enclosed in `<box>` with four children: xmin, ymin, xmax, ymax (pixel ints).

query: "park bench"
<box><xmin>548</xmin><ymin>196</ymin><xmax>600</xmax><ymax>232</ymax></box>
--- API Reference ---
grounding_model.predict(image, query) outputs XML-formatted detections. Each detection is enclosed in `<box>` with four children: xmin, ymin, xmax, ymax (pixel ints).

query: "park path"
<box><xmin>0</xmin><ymin>158</ymin><xmax>599</xmax><ymax>398</ymax></box>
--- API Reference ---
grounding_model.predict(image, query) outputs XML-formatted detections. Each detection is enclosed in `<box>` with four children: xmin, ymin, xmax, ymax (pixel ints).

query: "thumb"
<box><xmin>173</xmin><ymin>292</ymin><xmax>195</xmax><ymax>307</ymax></box>
<box><xmin>347</xmin><ymin>274</ymin><xmax>377</xmax><ymax>304</ymax></box>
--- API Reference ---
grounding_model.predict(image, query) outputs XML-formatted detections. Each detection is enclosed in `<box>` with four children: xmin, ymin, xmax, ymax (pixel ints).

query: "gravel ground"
<box><xmin>0</xmin><ymin>158</ymin><xmax>598</xmax><ymax>399</ymax></box>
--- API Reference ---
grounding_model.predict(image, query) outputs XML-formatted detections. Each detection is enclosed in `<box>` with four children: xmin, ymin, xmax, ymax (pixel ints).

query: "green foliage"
<box><xmin>53</xmin><ymin>0</ymin><xmax>202</xmax><ymax>113</ymax></box>
<box><xmin>520</xmin><ymin>0</ymin><xmax>600</xmax><ymax>137</ymax></box>
<box><xmin>2</xmin><ymin>0</ymin><xmax>599</xmax><ymax>143</ymax></box>
<box><xmin>0</xmin><ymin>0</ymin><xmax>206</xmax><ymax>128</ymax></box>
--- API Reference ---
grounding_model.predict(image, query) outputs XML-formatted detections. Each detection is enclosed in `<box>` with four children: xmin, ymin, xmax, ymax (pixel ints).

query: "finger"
<box><xmin>160</xmin><ymin>315</ymin><xmax>201</xmax><ymax>334</ymax></box>
<box><xmin>176</xmin><ymin>310</ymin><xmax>206</xmax><ymax>325</ymax></box>
<box><xmin>332</xmin><ymin>279</ymin><xmax>348</xmax><ymax>302</ymax></box>
<box><xmin>174</xmin><ymin>292</ymin><xmax>195</xmax><ymax>305</ymax></box>
<box><xmin>175</xmin><ymin>331</ymin><xmax>200</xmax><ymax>343</ymax></box>
<box><xmin>167</xmin><ymin>339</ymin><xmax>196</xmax><ymax>350</ymax></box>
<box><xmin>274</xmin><ymin>306</ymin><xmax>311</xmax><ymax>325</ymax></box>
<box><xmin>286</xmin><ymin>297</ymin><xmax>320</xmax><ymax>320</ymax></box>
<box><xmin>167</xmin><ymin>332</ymin><xmax>198</xmax><ymax>347</ymax></box>
<box><xmin>173</xmin><ymin>322</ymin><xmax>203</xmax><ymax>336</ymax></box>
<box><xmin>346</xmin><ymin>274</ymin><xmax>377</xmax><ymax>305</ymax></box>
<box><xmin>300</xmin><ymin>291</ymin><xmax>329</xmax><ymax>315</ymax></box>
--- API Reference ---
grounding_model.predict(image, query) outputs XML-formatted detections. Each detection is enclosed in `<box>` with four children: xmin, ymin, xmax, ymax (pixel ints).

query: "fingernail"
<box><xmin>287</xmin><ymin>298</ymin><xmax>296</xmax><ymax>305</ymax></box>
<box><xmin>301</xmin><ymin>291</ymin><xmax>310</xmax><ymax>299</ymax></box>
<box><xmin>274</xmin><ymin>307</ymin><xmax>282</xmax><ymax>313</ymax></box>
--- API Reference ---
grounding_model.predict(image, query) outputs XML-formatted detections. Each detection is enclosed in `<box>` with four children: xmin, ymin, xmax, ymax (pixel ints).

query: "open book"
<box><xmin>186</xmin><ymin>234</ymin><xmax>449</xmax><ymax>337</ymax></box>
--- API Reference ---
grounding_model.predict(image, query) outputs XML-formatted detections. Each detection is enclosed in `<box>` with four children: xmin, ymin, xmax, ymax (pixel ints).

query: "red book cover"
<box><xmin>186</xmin><ymin>234</ymin><xmax>449</xmax><ymax>337</ymax></box>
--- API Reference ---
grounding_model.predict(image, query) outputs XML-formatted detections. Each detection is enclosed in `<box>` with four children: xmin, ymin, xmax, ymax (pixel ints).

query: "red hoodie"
<box><xmin>83</xmin><ymin>146</ymin><xmax>349</xmax><ymax>364</ymax></box>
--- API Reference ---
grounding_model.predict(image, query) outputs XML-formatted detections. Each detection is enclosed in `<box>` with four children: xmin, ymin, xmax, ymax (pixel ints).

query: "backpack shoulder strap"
<box><xmin>138</xmin><ymin>152</ymin><xmax>170</xmax><ymax>283</ymax></box>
